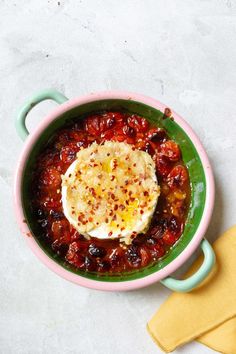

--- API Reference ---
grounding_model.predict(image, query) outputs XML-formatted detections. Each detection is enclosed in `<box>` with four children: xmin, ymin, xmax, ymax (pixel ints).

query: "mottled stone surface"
<box><xmin>1</xmin><ymin>0</ymin><xmax>236</xmax><ymax>353</ymax></box>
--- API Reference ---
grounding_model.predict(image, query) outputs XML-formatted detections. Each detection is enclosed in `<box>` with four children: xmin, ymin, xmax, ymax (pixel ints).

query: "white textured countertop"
<box><xmin>1</xmin><ymin>1</ymin><xmax>236</xmax><ymax>353</ymax></box>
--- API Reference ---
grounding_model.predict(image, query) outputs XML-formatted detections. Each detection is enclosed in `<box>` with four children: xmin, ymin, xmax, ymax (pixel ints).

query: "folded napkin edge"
<box><xmin>147</xmin><ymin>313</ymin><xmax>236</xmax><ymax>353</ymax></box>
<box><xmin>146</xmin><ymin>323</ymin><xmax>172</xmax><ymax>353</ymax></box>
<box><xmin>196</xmin><ymin>337</ymin><xmax>225</xmax><ymax>354</ymax></box>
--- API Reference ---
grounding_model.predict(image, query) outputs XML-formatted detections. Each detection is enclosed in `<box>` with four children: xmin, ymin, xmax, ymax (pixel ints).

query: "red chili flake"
<box><xmin>128</xmin><ymin>167</ymin><xmax>131</xmax><ymax>171</ymax></box>
<box><xmin>78</xmin><ymin>214</ymin><xmax>87</xmax><ymax>224</ymax></box>
<box><xmin>114</xmin><ymin>204</ymin><xmax>118</xmax><ymax>211</ymax></box>
<box><xmin>107</xmin><ymin>153</ymin><xmax>110</xmax><ymax>156</ymax></box>
<box><xmin>143</xmin><ymin>191</ymin><xmax>149</xmax><ymax>196</ymax></box>
<box><xmin>125</xmin><ymin>200</ymin><xmax>129</xmax><ymax>205</ymax></box>
<box><xmin>125</xmin><ymin>180</ymin><xmax>129</xmax><ymax>185</ymax></box>
<box><xmin>93</xmin><ymin>164</ymin><xmax>98</xmax><ymax>167</ymax></box>
<box><xmin>105</xmin><ymin>218</ymin><xmax>109</xmax><ymax>223</ymax></box>
<box><xmin>164</xmin><ymin>107</ymin><xmax>172</xmax><ymax>118</ymax></box>
<box><xmin>121</xmin><ymin>227</ymin><xmax>125</xmax><ymax>231</ymax></box>
<box><xmin>128</xmin><ymin>191</ymin><xmax>132</xmax><ymax>196</ymax></box>
<box><xmin>110</xmin><ymin>193</ymin><xmax>115</xmax><ymax>200</ymax></box>
<box><xmin>130</xmin><ymin>197</ymin><xmax>135</xmax><ymax>202</ymax></box>
<box><xmin>72</xmin><ymin>211</ymin><xmax>75</xmax><ymax>215</ymax></box>
<box><xmin>89</xmin><ymin>187</ymin><xmax>96</xmax><ymax>196</ymax></box>
<box><xmin>110</xmin><ymin>175</ymin><xmax>115</xmax><ymax>181</ymax></box>
<box><xmin>96</xmin><ymin>222</ymin><xmax>99</xmax><ymax>225</ymax></box>
<box><xmin>112</xmin><ymin>160</ymin><xmax>118</xmax><ymax>170</ymax></box>
<box><xmin>132</xmin><ymin>147</ymin><xmax>135</xmax><ymax>151</ymax></box>
<box><xmin>116</xmin><ymin>224</ymin><xmax>119</xmax><ymax>228</ymax></box>
<box><xmin>133</xmin><ymin>163</ymin><xmax>137</xmax><ymax>167</ymax></box>
<box><xmin>125</xmin><ymin>156</ymin><xmax>129</xmax><ymax>160</ymax></box>
<box><xmin>134</xmin><ymin>178</ymin><xmax>139</xmax><ymax>183</ymax></box>
<box><xmin>88</xmin><ymin>217</ymin><xmax>93</xmax><ymax>222</ymax></box>
<box><xmin>68</xmin><ymin>173</ymin><xmax>72</xmax><ymax>177</ymax></box>
<box><xmin>108</xmin><ymin>231</ymin><xmax>113</xmax><ymax>236</ymax></box>
<box><xmin>140</xmin><ymin>210</ymin><xmax>144</xmax><ymax>214</ymax></box>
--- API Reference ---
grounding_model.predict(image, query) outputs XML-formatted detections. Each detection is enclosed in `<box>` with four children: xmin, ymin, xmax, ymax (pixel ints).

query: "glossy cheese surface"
<box><xmin>62</xmin><ymin>141</ymin><xmax>160</xmax><ymax>244</ymax></box>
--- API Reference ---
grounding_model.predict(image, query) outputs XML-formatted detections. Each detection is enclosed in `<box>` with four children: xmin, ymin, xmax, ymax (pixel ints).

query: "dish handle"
<box><xmin>16</xmin><ymin>89</ymin><xmax>68</xmax><ymax>141</ymax></box>
<box><xmin>160</xmin><ymin>238</ymin><xmax>215</xmax><ymax>292</ymax></box>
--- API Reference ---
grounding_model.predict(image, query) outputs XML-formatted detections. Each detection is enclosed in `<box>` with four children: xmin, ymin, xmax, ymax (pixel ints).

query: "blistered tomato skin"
<box><xmin>155</xmin><ymin>156</ymin><xmax>173</xmax><ymax>177</ymax></box>
<box><xmin>167</xmin><ymin>165</ymin><xmax>189</xmax><ymax>189</ymax></box>
<box><xmin>40</xmin><ymin>167</ymin><xmax>61</xmax><ymax>187</ymax></box>
<box><xmin>30</xmin><ymin>111</ymin><xmax>190</xmax><ymax>274</ymax></box>
<box><xmin>128</xmin><ymin>115</ymin><xmax>149</xmax><ymax>132</ymax></box>
<box><xmin>159</xmin><ymin>141</ymin><xmax>180</xmax><ymax>161</ymax></box>
<box><xmin>60</xmin><ymin>143</ymin><xmax>79</xmax><ymax>164</ymax></box>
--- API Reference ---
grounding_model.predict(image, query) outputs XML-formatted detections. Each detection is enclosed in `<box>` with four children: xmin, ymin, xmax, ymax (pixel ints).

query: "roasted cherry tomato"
<box><xmin>84</xmin><ymin>115</ymin><xmax>101</xmax><ymax>135</ymax></box>
<box><xmin>60</xmin><ymin>142</ymin><xmax>79</xmax><ymax>164</ymax></box>
<box><xmin>40</xmin><ymin>167</ymin><xmax>61</xmax><ymax>187</ymax></box>
<box><xmin>155</xmin><ymin>156</ymin><xmax>173</xmax><ymax>177</ymax></box>
<box><xmin>167</xmin><ymin>165</ymin><xmax>188</xmax><ymax>188</ymax></box>
<box><xmin>162</xmin><ymin>230</ymin><xmax>176</xmax><ymax>246</ymax></box>
<box><xmin>127</xmin><ymin>115</ymin><xmax>149</xmax><ymax>132</ymax></box>
<box><xmin>159</xmin><ymin>141</ymin><xmax>180</xmax><ymax>161</ymax></box>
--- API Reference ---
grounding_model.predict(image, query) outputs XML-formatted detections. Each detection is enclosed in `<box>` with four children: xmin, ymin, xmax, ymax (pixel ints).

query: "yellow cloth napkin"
<box><xmin>147</xmin><ymin>225</ymin><xmax>236</xmax><ymax>354</ymax></box>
